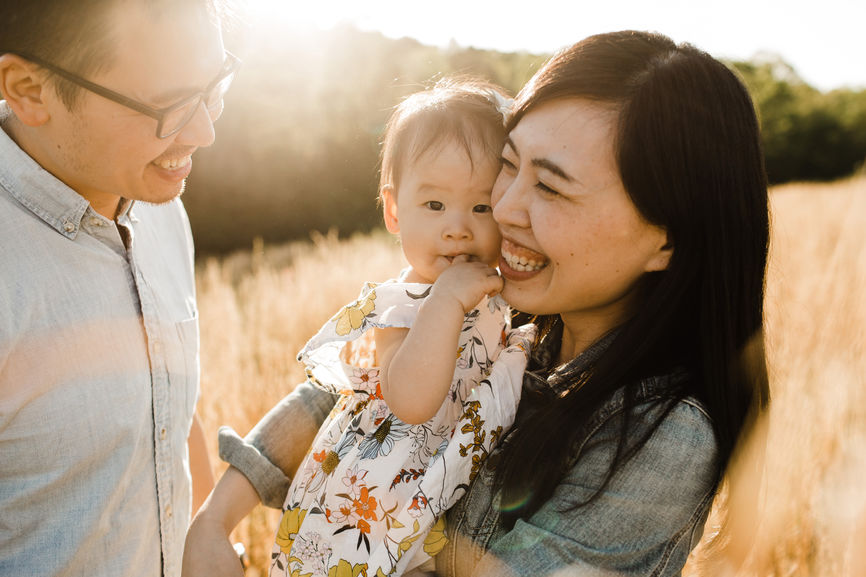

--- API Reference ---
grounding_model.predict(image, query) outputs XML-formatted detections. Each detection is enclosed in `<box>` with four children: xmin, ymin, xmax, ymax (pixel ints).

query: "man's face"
<box><xmin>41</xmin><ymin>2</ymin><xmax>226</xmax><ymax>213</ymax></box>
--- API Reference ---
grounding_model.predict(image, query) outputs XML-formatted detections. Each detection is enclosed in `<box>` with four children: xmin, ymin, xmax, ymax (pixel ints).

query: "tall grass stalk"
<box><xmin>195</xmin><ymin>178</ymin><xmax>866</xmax><ymax>576</ymax></box>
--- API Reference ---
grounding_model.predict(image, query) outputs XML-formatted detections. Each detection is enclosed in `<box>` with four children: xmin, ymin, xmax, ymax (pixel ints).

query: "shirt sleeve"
<box><xmin>473</xmin><ymin>399</ymin><xmax>720</xmax><ymax>577</ymax></box>
<box><xmin>218</xmin><ymin>380</ymin><xmax>339</xmax><ymax>508</ymax></box>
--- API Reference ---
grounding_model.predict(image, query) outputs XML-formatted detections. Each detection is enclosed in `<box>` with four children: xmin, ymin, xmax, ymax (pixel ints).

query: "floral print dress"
<box><xmin>270</xmin><ymin>280</ymin><xmax>534</xmax><ymax>577</ymax></box>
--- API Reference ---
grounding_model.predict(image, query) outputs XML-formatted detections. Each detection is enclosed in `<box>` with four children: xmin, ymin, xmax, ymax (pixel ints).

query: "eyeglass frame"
<box><xmin>3</xmin><ymin>50</ymin><xmax>241</xmax><ymax>139</ymax></box>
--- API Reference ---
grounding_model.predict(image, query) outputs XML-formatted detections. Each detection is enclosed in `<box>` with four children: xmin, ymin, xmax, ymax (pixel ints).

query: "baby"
<box><xmin>270</xmin><ymin>78</ymin><xmax>534</xmax><ymax>577</ymax></box>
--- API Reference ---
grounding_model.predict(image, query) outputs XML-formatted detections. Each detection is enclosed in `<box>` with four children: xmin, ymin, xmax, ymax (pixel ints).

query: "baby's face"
<box><xmin>384</xmin><ymin>143</ymin><xmax>502</xmax><ymax>284</ymax></box>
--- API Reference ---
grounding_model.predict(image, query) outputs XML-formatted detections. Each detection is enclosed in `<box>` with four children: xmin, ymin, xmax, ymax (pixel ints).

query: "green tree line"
<box><xmin>731</xmin><ymin>55</ymin><xmax>866</xmax><ymax>184</ymax></box>
<box><xmin>179</xmin><ymin>26</ymin><xmax>866</xmax><ymax>253</ymax></box>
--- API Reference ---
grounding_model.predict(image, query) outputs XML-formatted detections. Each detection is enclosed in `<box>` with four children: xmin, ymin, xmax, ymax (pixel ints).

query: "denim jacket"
<box><xmin>220</xmin><ymin>328</ymin><xmax>719</xmax><ymax>577</ymax></box>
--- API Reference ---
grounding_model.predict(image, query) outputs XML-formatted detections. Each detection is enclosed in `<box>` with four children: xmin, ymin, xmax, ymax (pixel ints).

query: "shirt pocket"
<box><xmin>165</xmin><ymin>314</ymin><xmax>200</xmax><ymax>422</ymax></box>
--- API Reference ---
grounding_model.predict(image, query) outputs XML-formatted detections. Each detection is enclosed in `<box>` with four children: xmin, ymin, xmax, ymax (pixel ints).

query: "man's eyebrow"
<box><xmin>149</xmin><ymin>57</ymin><xmax>229</xmax><ymax>105</ymax></box>
<box><xmin>150</xmin><ymin>86</ymin><xmax>199</xmax><ymax>106</ymax></box>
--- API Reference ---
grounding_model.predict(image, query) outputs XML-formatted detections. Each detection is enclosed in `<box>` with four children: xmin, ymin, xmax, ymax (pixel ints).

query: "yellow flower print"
<box><xmin>423</xmin><ymin>516</ymin><xmax>448</xmax><ymax>557</ymax></box>
<box><xmin>332</xmin><ymin>288</ymin><xmax>377</xmax><ymax>336</ymax></box>
<box><xmin>327</xmin><ymin>559</ymin><xmax>368</xmax><ymax>577</ymax></box>
<box><xmin>275</xmin><ymin>507</ymin><xmax>307</xmax><ymax>555</ymax></box>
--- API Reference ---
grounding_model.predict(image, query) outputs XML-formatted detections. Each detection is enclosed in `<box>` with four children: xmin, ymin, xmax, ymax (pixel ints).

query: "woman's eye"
<box><xmin>424</xmin><ymin>201</ymin><xmax>444</xmax><ymax>211</ymax></box>
<box><xmin>535</xmin><ymin>181</ymin><xmax>560</xmax><ymax>196</ymax></box>
<box><xmin>473</xmin><ymin>204</ymin><xmax>492</xmax><ymax>214</ymax></box>
<box><xmin>500</xmin><ymin>156</ymin><xmax>517</xmax><ymax>170</ymax></box>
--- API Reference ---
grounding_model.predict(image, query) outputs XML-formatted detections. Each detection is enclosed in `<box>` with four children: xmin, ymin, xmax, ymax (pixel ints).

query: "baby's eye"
<box><xmin>424</xmin><ymin>201</ymin><xmax>444</xmax><ymax>211</ymax></box>
<box><xmin>473</xmin><ymin>204</ymin><xmax>492</xmax><ymax>214</ymax></box>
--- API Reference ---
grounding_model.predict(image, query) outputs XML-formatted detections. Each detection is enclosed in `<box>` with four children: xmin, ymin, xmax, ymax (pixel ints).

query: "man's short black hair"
<box><xmin>0</xmin><ymin>0</ymin><xmax>223</xmax><ymax>110</ymax></box>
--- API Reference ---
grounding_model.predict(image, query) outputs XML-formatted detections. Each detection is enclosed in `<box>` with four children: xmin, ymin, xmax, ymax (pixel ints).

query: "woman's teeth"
<box><xmin>502</xmin><ymin>247</ymin><xmax>547</xmax><ymax>272</ymax></box>
<box><xmin>155</xmin><ymin>156</ymin><xmax>191</xmax><ymax>170</ymax></box>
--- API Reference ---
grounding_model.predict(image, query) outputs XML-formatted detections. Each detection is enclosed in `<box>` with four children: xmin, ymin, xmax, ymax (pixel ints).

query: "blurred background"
<box><xmin>185</xmin><ymin>0</ymin><xmax>866</xmax><ymax>254</ymax></box>
<box><xmin>188</xmin><ymin>2</ymin><xmax>866</xmax><ymax>575</ymax></box>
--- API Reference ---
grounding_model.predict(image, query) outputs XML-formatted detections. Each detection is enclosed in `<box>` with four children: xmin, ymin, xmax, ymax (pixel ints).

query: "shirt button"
<box><xmin>63</xmin><ymin>221</ymin><xmax>75</xmax><ymax>233</ymax></box>
<box><xmin>165</xmin><ymin>504</ymin><xmax>173</xmax><ymax>518</ymax></box>
<box><xmin>89</xmin><ymin>217</ymin><xmax>103</xmax><ymax>227</ymax></box>
<box><xmin>160</xmin><ymin>427</ymin><xmax>167</xmax><ymax>440</ymax></box>
<box><xmin>152</xmin><ymin>340</ymin><xmax>162</xmax><ymax>355</ymax></box>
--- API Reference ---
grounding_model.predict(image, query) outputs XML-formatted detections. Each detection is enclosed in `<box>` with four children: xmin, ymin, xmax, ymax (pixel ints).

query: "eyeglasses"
<box><xmin>12</xmin><ymin>50</ymin><xmax>241</xmax><ymax>139</ymax></box>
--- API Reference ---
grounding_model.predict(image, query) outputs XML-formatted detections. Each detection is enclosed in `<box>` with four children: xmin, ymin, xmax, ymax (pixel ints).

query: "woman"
<box><xmin>183</xmin><ymin>30</ymin><xmax>769</xmax><ymax>577</ymax></box>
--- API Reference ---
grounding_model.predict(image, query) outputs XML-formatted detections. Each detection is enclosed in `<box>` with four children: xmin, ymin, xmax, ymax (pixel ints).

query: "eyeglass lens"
<box><xmin>159</xmin><ymin>70</ymin><xmax>236</xmax><ymax>138</ymax></box>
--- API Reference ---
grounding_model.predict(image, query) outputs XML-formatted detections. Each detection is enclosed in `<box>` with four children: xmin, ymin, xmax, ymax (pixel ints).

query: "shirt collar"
<box><xmin>0</xmin><ymin>102</ymin><xmax>134</xmax><ymax>238</ymax></box>
<box><xmin>524</xmin><ymin>319</ymin><xmax>621</xmax><ymax>397</ymax></box>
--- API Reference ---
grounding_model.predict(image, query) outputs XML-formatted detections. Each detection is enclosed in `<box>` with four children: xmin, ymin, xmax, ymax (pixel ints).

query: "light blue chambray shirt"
<box><xmin>0</xmin><ymin>102</ymin><xmax>199</xmax><ymax>577</ymax></box>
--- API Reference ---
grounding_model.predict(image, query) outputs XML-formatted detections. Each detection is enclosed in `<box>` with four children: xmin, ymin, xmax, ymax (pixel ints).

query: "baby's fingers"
<box><xmin>451</xmin><ymin>254</ymin><xmax>472</xmax><ymax>265</ymax></box>
<box><xmin>482</xmin><ymin>269</ymin><xmax>504</xmax><ymax>297</ymax></box>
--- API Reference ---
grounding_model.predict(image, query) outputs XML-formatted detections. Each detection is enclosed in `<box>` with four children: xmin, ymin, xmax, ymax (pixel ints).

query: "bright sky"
<box><xmin>249</xmin><ymin>0</ymin><xmax>865</xmax><ymax>92</ymax></box>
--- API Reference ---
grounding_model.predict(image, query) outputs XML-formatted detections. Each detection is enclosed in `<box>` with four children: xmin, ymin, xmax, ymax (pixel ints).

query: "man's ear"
<box><xmin>381</xmin><ymin>185</ymin><xmax>400</xmax><ymax>234</ymax></box>
<box><xmin>645</xmin><ymin>229</ymin><xmax>673</xmax><ymax>272</ymax></box>
<box><xmin>0</xmin><ymin>54</ymin><xmax>52</xmax><ymax>127</ymax></box>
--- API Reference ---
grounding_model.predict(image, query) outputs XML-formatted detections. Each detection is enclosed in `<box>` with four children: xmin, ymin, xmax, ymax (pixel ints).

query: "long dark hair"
<box><xmin>496</xmin><ymin>30</ymin><xmax>770</xmax><ymax>518</ymax></box>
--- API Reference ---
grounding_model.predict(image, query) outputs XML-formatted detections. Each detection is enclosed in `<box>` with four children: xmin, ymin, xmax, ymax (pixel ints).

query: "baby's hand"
<box><xmin>430</xmin><ymin>255</ymin><xmax>503</xmax><ymax>314</ymax></box>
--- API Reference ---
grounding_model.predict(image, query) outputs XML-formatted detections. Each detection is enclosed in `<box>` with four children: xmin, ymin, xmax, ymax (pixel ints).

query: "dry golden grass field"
<box><xmin>194</xmin><ymin>176</ymin><xmax>866</xmax><ymax>576</ymax></box>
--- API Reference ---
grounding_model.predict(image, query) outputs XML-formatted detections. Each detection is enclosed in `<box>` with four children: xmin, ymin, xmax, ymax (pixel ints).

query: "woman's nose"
<box><xmin>492</xmin><ymin>176</ymin><xmax>530</xmax><ymax>229</ymax></box>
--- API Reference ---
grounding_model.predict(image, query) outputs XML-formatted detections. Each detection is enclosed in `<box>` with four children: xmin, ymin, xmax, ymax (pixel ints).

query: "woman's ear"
<box><xmin>0</xmin><ymin>54</ymin><xmax>52</xmax><ymax>127</ymax></box>
<box><xmin>381</xmin><ymin>185</ymin><xmax>400</xmax><ymax>234</ymax></box>
<box><xmin>645</xmin><ymin>230</ymin><xmax>673</xmax><ymax>272</ymax></box>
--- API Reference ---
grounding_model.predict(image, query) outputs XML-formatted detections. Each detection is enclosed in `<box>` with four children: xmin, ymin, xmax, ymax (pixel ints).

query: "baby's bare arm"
<box><xmin>377</xmin><ymin>259</ymin><xmax>502</xmax><ymax>424</ymax></box>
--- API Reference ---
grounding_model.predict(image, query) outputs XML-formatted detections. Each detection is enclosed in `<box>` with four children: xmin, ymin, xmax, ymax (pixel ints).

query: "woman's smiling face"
<box><xmin>492</xmin><ymin>98</ymin><xmax>671</xmax><ymax>343</ymax></box>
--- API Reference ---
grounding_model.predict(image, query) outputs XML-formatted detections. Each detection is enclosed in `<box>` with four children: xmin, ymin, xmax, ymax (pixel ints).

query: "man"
<box><xmin>0</xmin><ymin>0</ymin><xmax>234</xmax><ymax>575</ymax></box>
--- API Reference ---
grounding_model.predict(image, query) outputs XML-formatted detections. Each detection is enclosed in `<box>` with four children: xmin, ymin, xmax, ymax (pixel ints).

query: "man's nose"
<box><xmin>175</xmin><ymin>100</ymin><xmax>216</xmax><ymax>148</ymax></box>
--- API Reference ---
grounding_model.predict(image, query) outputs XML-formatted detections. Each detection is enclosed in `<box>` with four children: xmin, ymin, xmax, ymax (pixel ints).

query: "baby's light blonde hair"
<box><xmin>379</xmin><ymin>76</ymin><xmax>511</xmax><ymax>200</ymax></box>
